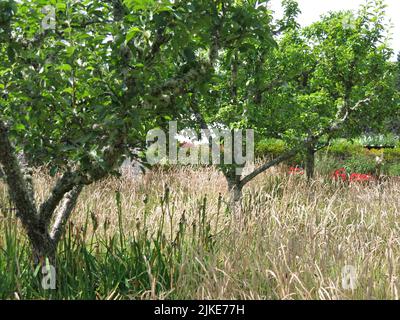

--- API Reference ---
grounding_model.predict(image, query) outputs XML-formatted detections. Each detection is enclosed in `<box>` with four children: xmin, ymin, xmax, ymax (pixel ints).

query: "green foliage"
<box><xmin>385</xmin><ymin>163</ymin><xmax>400</xmax><ymax>176</ymax></box>
<box><xmin>256</xmin><ymin>138</ymin><xmax>288</xmax><ymax>158</ymax></box>
<box><xmin>326</xmin><ymin>139</ymin><xmax>365</xmax><ymax>158</ymax></box>
<box><xmin>255</xmin><ymin>138</ymin><xmax>303</xmax><ymax>166</ymax></box>
<box><xmin>318</xmin><ymin>139</ymin><xmax>400</xmax><ymax>176</ymax></box>
<box><xmin>1</xmin><ymin>1</ymin><xmax>396</xmax><ymax>174</ymax></box>
<box><xmin>271</xmin><ymin>1</ymin><xmax>397</xmax><ymax>158</ymax></box>
<box><xmin>0</xmin><ymin>0</ymin><xmax>17</xmax><ymax>40</ymax></box>
<box><xmin>343</xmin><ymin>155</ymin><xmax>377</xmax><ymax>174</ymax></box>
<box><xmin>383</xmin><ymin>147</ymin><xmax>400</xmax><ymax>163</ymax></box>
<box><xmin>2</xmin><ymin>0</ymin><xmax>273</xmax><ymax>174</ymax></box>
<box><xmin>317</xmin><ymin>152</ymin><xmax>377</xmax><ymax>175</ymax></box>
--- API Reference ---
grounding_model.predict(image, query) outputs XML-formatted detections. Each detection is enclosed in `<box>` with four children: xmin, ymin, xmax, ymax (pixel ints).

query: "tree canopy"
<box><xmin>0</xmin><ymin>0</ymin><xmax>398</xmax><ymax>262</ymax></box>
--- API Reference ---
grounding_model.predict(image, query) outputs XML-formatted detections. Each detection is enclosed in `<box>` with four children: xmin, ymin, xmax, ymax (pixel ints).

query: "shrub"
<box><xmin>315</xmin><ymin>154</ymin><xmax>342</xmax><ymax>176</ymax></box>
<box><xmin>383</xmin><ymin>147</ymin><xmax>400</xmax><ymax>163</ymax></box>
<box><xmin>387</xmin><ymin>163</ymin><xmax>400</xmax><ymax>177</ymax></box>
<box><xmin>256</xmin><ymin>138</ymin><xmax>288</xmax><ymax>158</ymax></box>
<box><xmin>317</xmin><ymin>138</ymin><xmax>400</xmax><ymax>177</ymax></box>
<box><xmin>255</xmin><ymin>138</ymin><xmax>304</xmax><ymax>166</ymax></box>
<box><xmin>343</xmin><ymin>155</ymin><xmax>377</xmax><ymax>174</ymax></box>
<box><xmin>326</xmin><ymin>139</ymin><xmax>365</xmax><ymax>159</ymax></box>
<box><xmin>367</xmin><ymin>148</ymin><xmax>384</xmax><ymax>157</ymax></box>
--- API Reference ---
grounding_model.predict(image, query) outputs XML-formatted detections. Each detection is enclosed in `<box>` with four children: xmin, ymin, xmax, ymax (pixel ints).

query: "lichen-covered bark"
<box><xmin>39</xmin><ymin>171</ymin><xmax>81</xmax><ymax>227</ymax></box>
<box><xmin>50</xmin><ymin>185</ymin><xmax>83</xmax><ymax>244</ymax></box>
<box><xmin>0</xmin><ymin>120</ymin><xmax>54</xmax><ymax>263</ymax></box>
<box><xmin>0</xmin><ymin>120</ymin><xmax>84</xmax><ymax>264</ymax></box>
<box><xmin>1</xmin><ymin>117</ymin><xmax>127</xmax><ymax>264</ymax></box>
<box><xmin>0</xmin><ymin>122</ymin><xmax>37</xmax><ymax>226</ymax></box>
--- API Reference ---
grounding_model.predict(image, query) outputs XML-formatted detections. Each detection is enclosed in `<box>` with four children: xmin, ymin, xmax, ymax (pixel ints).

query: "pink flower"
<box><xmin>180</xmin><ymin>141</ymin><xmax>195</xmax><ymax>149</ymax></box>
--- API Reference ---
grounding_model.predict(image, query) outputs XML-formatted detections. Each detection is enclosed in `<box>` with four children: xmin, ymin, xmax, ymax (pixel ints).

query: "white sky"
<box><xmin>269</xmin><ymin>0</ymin><xmax>400</xmax><ymax>58</ymax></box>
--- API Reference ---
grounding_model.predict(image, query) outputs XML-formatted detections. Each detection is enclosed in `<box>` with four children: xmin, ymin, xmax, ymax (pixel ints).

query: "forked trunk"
<box><xmin>32</xmin><ymin>242</ymin><xmax>56</xmax><ymax>267</ymax></box>
<box><xmin>27</xmin><ymin>227</ymin><xmax>57</xmax><ymax>266</ymax></box>
<box><xmin>0</xmin><ymin>119</ymin><xmax>81</xmax><ymax>268</ymax></box>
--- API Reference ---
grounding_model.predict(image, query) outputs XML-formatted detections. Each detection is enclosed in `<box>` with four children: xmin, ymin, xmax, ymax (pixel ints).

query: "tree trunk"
<box><xmin>225</xmin><ymin>173</ymin><xmax>243</xmax><ymax>214</ymax></box>
<box><xmin>305</xmin><ymin>144</ymin><xmax>316</xmax><ymax>181</ymax></box>
<box><xmin>228</xmin><ymin>180</ymin><xmax>243</xmax><ymax>203</ymax></box>
<box><xmin>1</xmin><ymin>120</ymin><xmax>87</xmax><ymax>268</ymax></box>
<box><xmin>27</xmin><ymin>224</ymin><xmax>57</xmax><ymax>266</ymax></box>
<box><xmin>30</xmin><ymin>233</ymin><xmax>57</xmax><ymax>266</ymax></box>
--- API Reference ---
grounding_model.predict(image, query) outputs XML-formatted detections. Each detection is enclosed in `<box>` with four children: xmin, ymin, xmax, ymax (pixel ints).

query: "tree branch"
<box><xmin>50</xmin><ymin>185</ymin><xmax>83</xmax><ymax>244</ymax></box>
<box><xmin>0</xmin><ymin>119</ymin><xmax>39</xmax><ymax>231</ymax></box>
<box><xmin>254</xmin><ymin>78</ymin><xmax>286</xmax><ymax>103</ymax></box>
<box><xmin>149</xmin><ymin>20</ymin><xmax>222</xmax><ymax>100</ymax></box>
<box><xmin>150</xmin><ymin>63</ymin><xmax>211</xmax><ymax>98</ymax></box>
<box><xmin>240</xmin><ymin>148</ymin><xmax>299</xmax><ymax>187</ymax></box>
<box><xmin>144</xmin><ymin>23</ymin><xmax>174</xmax><ymax>67</ymax></box>
<box><xmin>38</xmin><ymin>171</ymin><xmax>81</xmax><ymax>226</ymax></box>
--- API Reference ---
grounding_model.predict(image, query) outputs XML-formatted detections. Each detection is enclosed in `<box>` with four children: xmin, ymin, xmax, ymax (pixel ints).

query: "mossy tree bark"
<box><xmin>0</xmin><ymin>120</ymin><xmax>84</xmax><ymax>265</ymax></box>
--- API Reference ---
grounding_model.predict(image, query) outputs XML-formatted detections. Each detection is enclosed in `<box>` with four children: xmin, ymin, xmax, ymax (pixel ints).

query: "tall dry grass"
<box><xmin>0</xmin><ymin>166</ymin><xmax>399</xmax><ymax>299</ymax></box>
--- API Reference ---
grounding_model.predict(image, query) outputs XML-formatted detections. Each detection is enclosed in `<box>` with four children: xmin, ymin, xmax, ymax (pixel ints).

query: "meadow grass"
<box><xmin>0</xmin><ymin>166</ymin><xmax>399</xmax><ymax>300</ymax></box>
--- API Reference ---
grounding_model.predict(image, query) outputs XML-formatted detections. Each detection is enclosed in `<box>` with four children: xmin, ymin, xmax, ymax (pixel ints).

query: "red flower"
<box><xmin>333</xmin><ymin>168</ymin><xmax>347</xmax><ymax>181</ymax></box>
<box><xmin>289</xmin><ymin>167</ymin><xmax>304</xmax><ymax>175</ymax></box>
<box><xmin>349</xmin><ymin>173</ymin><xmax>373</xmax><ymax>183</ymax></box>
<box><xmin>332</xmin><ymin>168</ymin><xmax>374</xmax><ymax>183</ymax></box>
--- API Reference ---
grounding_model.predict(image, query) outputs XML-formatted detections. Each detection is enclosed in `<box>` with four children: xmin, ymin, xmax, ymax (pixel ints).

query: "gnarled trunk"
<box><xmin>1</xmin><ymin>119</ymin><xmax>83</xmax><ymax>266</ymax></box>
<box><xmin>29</xmin><ymin>230</ymin><xmax>57</xmax><ymax>266</ymax></box>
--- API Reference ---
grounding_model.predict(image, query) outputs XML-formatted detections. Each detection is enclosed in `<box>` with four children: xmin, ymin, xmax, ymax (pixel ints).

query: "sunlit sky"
<box><xmin>269</xmin><ymin>0</ymin><xmax>400</xmax><ymax>58</ymax></box>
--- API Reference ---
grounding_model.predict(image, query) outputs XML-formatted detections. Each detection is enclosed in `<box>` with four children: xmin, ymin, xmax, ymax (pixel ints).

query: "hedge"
<box><xmin>256</xmin><ymin>138</ymin><xmax>400</xmax><ymax>176</ymax></box>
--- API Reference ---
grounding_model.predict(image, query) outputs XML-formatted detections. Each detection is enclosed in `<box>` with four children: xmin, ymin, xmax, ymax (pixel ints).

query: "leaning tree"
<box><xmin>222</xmin><ymin>0</ymin><xmax>396</xmax><ymax>200</ymax></box>
<box><xmin>173</xmin><ymin>0</ymin><xmax>301</xmax><ymax>203</ymax></box>
<box><xmin>163</xmin><ymin>0</ymin><xmax>395</xmax><ymax>203</ymax></box>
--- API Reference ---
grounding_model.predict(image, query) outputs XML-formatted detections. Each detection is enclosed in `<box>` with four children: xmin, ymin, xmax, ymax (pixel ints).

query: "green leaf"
<box><xmin>14</xmin><ymin>123</ymin><xmax>25</xmax><ymax>132</ymax></box>
<box><xmin>124</xmin><ymin>0</ymin><xmax>155</xmax><ymax>11</ymax></box>
<box><xmin>66</xmin><ymin>46</ymin><xmax>76</xmax><ymax>57</ymax></box>
<box><xmin>49</xmin><ymin>166</ymin><xmax>59</xmax><ymax>177</ymax></box>
<box><xmin>63</xmin><ymin>87</ymin><xmax>74</xmax><ymax>94</ymax></box>
<box><xmin>58</xmin><ymin>64</ymin><xmax>72</xmax><ymax>72</ymax></box>
<box><xmin>126</xmin><ymin>27</ymin><xmax>141</xmax><ymax>43</ymax></box>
